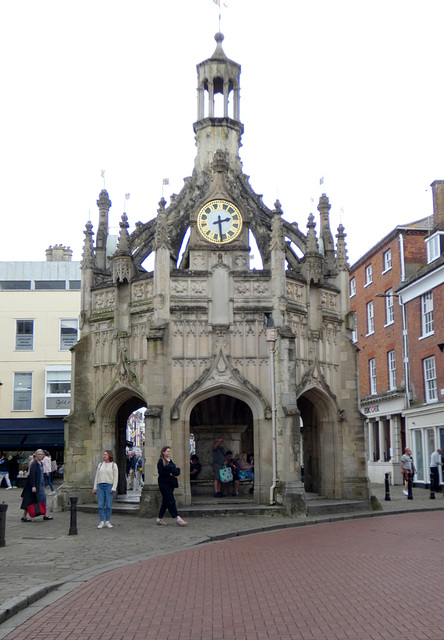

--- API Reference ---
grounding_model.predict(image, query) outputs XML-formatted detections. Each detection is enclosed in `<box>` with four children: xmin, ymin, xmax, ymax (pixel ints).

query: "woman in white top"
<box><xmin>93</xmin><ymin>450</ymin><xmax>119</xmax><ymax>529</ymax></box>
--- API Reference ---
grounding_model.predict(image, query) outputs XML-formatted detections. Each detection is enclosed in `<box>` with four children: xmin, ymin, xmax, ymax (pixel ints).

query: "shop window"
<box><xmin>45</xmin><ymin>366</ymin><xmax>71</xmax><ymax>416</ymax></box>
<box><xmin>413</xmin><ymin>430</ymin><xmax>424</xmax><ymax>482</ymax></box>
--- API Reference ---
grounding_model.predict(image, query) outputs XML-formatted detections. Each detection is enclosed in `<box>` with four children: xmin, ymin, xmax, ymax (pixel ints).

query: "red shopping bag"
<box><xmin>27</xmin><ymin>501</ymin><xmax>47</xmax><ymax>518</ymax></box>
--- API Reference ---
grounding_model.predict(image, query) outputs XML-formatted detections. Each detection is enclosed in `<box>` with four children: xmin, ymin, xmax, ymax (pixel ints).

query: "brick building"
<box><xmin>350</xmin><ymin>180</ymin><xmax>444</xmax><ymax>485</ymax></box>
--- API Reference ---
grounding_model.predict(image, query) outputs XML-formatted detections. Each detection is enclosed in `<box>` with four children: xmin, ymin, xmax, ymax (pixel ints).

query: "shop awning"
<box><xmin>0</xmin><ymin>418</ymin><xmax>65</xmax><ymax>449</ymax></box>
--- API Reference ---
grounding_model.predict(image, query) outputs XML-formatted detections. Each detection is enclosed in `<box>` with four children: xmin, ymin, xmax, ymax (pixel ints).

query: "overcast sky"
<box><xmin>1</xmin><ymin>0</ymin><xmax>443</xmax><ymax>266</ymax></box>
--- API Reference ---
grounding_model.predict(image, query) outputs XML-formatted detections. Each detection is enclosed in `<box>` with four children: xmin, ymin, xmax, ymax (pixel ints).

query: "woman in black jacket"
<box><xmin>20</xmin><ymin>449</ymin><xmax>53</xmax><ymax>522</ymax></box>
<box><xmin>156</xmin><ymin>446</ymin><xmax>187</xmax><ymax>526</ymax></box>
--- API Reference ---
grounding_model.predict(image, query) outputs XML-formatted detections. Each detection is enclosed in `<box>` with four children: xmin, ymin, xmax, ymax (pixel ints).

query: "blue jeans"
<box><xmin>44</xmin><ymin>473</ymin><xmax>54</xmax><ymax>491</ymax></box>
<box><xmin>97</xmin><ymin>483</ymin><xmax>115</xmax><ymax>522</ymax></box>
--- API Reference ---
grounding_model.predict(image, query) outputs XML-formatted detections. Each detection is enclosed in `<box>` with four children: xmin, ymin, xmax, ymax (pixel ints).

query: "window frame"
<box><xmin>365</xmin><ymin>264</ymin><xmax>373</xmax><ymax>286</ymax></box>
<box><xmin>383</xmin><ymin>249</ymin><xmax>392</xmax><ymax>272</ymax></box>
<box><xmin>426</xmin><ymin>234</ymin><xmax>440</xmax><ymax>264</ymax></box>
<box><xmin>421</xmin><ymin>291</ymin><xmax>434</xmax><ymax>338</ymax></box>
<box><xmin>15</xmin><ymin>319</ymin><xmax>34</xmax><ymax>351</ymax></box>
<box><xmin>387</xmin><ymin>350</ymin><xmax>396</xmax><ymax>391</ymax></box>
<box><xmin>366</xmin><ymin>300</ymin><xmax>375</xmax><ymax>335</ymax></box>
<box><xmin>60</xmin><ymin>319</ymin><xmax>79</xmax><ymax>351</ymax></box>
<box><xmin>385</xmin><ymin>289</ymin><xmax>394</xmax><ymax>326</ymax></box>
<box><xmin>13</xmin><ymin>372</ymin><xmax>33</xmax><ymax>411</ymax></box>
<box><xmin>369</xmin><ymin>358</ymin><xmax>377</xmax><ymax>395</ymax></box>
<box><xmin>423</xmin><ymin>356</ymin><xmax>438</xmax><ymax>403</ymax></box>
<box><xmin>349</xmin><ymin>277</ymin><xmax>356</xmax><ymax>298</ymax></box>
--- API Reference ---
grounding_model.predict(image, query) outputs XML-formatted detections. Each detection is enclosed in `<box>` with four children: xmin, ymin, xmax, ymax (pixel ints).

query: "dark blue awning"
<box><xmin>0</xmin><ymin>418</ymin><xmax>64</xmax><ymax>449</ymax></box>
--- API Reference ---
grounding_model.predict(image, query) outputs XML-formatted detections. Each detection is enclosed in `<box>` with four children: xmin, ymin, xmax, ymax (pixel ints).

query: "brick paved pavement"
<box><xmin>1</xmin><ymin>484</ymin><xmax>444</xmax><ymax>639</ymax></box>
<box><xmin>2</xmin><ymin>510</ymin><xmax>444</xmax><ymax>639</ymax></box>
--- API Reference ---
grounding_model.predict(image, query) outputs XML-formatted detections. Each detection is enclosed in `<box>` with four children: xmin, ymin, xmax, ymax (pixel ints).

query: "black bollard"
<box><xmin>430</xmin><ymin>472</ymin><xmax>436</xmax><ymax>499</ymax></box>
<box><xmin>69</xmin><ymin>496</ymin><xmax>78</xmax><ymax>536</ymax></box>
<box><xmin>407</xmin><ymin>471</ymin><xmax>413</xmax><ymax>500</ymax></box>
<box><xmin>384</xmin><ymin>472</ymin><xmax>391</xmax><ymax>501</ymax></box>
<box><xmin>0</xmin><ymin>503</ymin><xmax>8</xmax><ymax>548</ymax></box>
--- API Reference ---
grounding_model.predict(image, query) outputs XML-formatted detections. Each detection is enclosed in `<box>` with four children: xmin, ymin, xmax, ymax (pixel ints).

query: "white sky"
<box><xmin>1</xmin><ymin>0</ymin><xmax>443</xmax><ymax>266</ymax></box>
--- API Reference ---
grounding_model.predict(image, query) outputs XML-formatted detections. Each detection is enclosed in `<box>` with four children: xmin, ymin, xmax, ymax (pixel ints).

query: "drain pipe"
<box><xmin>265</xmin><ymin>316</ymin><xmax>278</xmax><ymax>505</ymax></box>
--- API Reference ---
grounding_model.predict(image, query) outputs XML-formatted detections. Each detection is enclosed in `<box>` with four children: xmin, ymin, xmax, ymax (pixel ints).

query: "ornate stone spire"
<box><xmin>303</xmin><ymin>214</ymin><xmax>323</xmax><ymax>284</ymax></box>
<box><xmin>95</xmin><ymin>189</ymin><xmax>112</xmax><ymax>270</ymax></box>
<box><xmin>318</xmin><ymin>193</ymin><xmax>335</xmax><ymax>272</ymax></box>
<box><xmin>81</xmin><ymin>220</ymin><xmax>96</xmax><ymax>270</ymax></box>
<box><xmin>305</xmin><ymin>213</ymin><xmax>319</xmax><ymax>254</ymax></box>
<box><xmin>335</xmin><ymin>224</ymin><xmax>349</xmax><ymax>271</ymax></box>
<box><xmin>154</xmin><ymin>198</ymin><xmax>172</xmax><ymax>251</ymax></box>
<box><xmin>111</xmin><ymin>213</ymin><xmax>135</xmax><ymax>283</ymax></box>
<box><xmin>115</xmin><ymin>213</ymin><xmax>131</xmax><ymax>256</ymax></box>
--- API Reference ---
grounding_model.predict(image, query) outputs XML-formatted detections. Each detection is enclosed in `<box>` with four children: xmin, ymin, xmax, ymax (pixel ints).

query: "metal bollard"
<box><xmin>384</xmin><ymin>472</ymin><xmax>391</xmax><ymax>501</ymax></box>
<box><xmin>407</xmin><ymin>471</ymin><xmax>413</xmax><ymax>500</ymax></box>
<box><xmin>430</xmin><ymin>472</ymin><xmax>436</xmax><ymax>499</ymax></box>
<box><xmin>69</xmin><ymin>496</ymin><xmax>78</xmax><ymax>536</ymax></box>
<box><xmin>0</xmin><ymin>503</ymin><xmax>7</xmax><ymax>548</ymax></box>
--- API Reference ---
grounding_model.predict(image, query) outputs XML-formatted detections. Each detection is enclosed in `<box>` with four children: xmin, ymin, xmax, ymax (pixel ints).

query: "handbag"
<box><xmin>219</xmin><ymin>465</ymin><xmax>233</xmax><ymax>483</ymax></box>
<box><xmin>27</xmin><ymin>499</ymin><xmax>47</xmax><ymax>518</ymax></box>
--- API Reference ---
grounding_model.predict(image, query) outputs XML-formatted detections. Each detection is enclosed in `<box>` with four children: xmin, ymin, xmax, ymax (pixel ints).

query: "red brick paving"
<box><xmin>5</xmin><ymin>512</ymin><xmax>444</xmax><ymax>640</ymax></box>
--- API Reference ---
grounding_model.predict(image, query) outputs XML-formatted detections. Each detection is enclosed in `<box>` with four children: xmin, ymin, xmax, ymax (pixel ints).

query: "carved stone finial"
<box><xmin>154</xmin><ymin>204</ymin><xmax>172</xmax><ymax>251</ymax></box>
<box><xmin>336</xmin><ymin>224</ymin><xmax>349</xmax><ymax>271</ymax></box>
<box><xmin>115</xmin><ymin>213</ymin><xmax>131</xmax><ymax>256</ymax></box>
<box><xmin>306</xmin><ymin>213</ymin><xmax>319</xmax><ymax>254</ymax></box>
<box><xmin>81</xmin><ymin>220</ymin><xmax>96</xmax><ymax>270</ymax></box>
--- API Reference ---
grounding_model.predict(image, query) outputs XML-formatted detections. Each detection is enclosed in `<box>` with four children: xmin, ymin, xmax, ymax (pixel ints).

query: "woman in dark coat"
<box><xmin>156</xmin><ymin>446</ymin><xmax>187</xmax><ymax>526</ymax></box>
<box><xmin>20</xmin><ymin>449</ymin><xmax>53</xmax><ymax>522</ymax></box>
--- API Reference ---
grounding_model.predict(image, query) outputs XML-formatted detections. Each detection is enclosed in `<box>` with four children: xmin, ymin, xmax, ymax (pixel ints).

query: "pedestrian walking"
<box><xmin>156</xmin><ymin>446</ymin><xmax>187</xmax><ymax>526</ymax></box>
<box><xmin>0</xmin><ymin>452</ymin><xmax>15</xmax><ymax>490</ymax></box>
<box><xmin>93</xmin><ymin>450</ymin><xmax>119</xmax><ymax>529</ymax></box>
<box><xmin>43</xmin><ymin>451</ymin><xmax>56</xmax><ymax>495</ymax></box>
<box><xmin>400</xmin><ymin>447</ymin><xmax>416</xmax><ymax>496</ymax></box>
<box><xmin>213</xmin><ymin>437</ymin><xmax>226</xmax><ymax>497</ymax></box>
<box><xmin>20</xmin><ymin>449</ymin><xmax>53</xmax><ymax>522</ymax></box>
<box><xmin>430</xmin><ymin>448</ymin><xmax>442</xmax><ymax>493</ymax></box>
<box><xmin>134</xmin><ymin>452</ymin><xmax>144</xmax><ymax>489</ymax></box>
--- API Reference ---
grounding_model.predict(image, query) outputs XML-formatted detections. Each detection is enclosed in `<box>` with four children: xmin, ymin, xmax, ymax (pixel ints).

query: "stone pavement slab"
<box><xmin>1</xmin><ymin>483</ymin><xmax>443</xmax><ymax>638</ymax></box>
<box><xmin>2</xmin><ymin>511</ymin><xmax>444</xmax><ymax>640</ymax></box>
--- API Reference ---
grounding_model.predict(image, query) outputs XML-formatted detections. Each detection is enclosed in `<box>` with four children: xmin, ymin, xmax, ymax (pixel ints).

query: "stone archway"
<box><xmin>95</xmin><ymin>388</ymin><xmax>146</xmax><ymax>495</ymax></box>
<box><xmin>297</xmin><ymin>387</ymin><xmax>342</xmax><ymax>499</ymax></box>
<box><xmin>190</xmin><ymin>393</ymin><xmax>254</xmax><ymax>490</ymax></box>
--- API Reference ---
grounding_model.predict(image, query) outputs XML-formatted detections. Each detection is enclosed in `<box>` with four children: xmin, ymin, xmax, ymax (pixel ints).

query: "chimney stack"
<box><xmin>431</xmin><ymin>180</ymin><xmax>444</xmax><ymax>231</ymax></box>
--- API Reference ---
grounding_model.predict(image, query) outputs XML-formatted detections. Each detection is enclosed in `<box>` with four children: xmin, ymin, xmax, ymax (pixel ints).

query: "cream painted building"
<box><xmin>0</xmin><ymin>246</ymin><xmax>80</xmax><ymax>453</ymax></box>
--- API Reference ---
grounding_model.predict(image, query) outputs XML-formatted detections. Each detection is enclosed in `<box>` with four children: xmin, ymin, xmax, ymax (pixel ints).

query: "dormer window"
<box><xmin>426</xmin><ymin>233</ymin><xmax>442</xmax><ymax>264</ymax></box>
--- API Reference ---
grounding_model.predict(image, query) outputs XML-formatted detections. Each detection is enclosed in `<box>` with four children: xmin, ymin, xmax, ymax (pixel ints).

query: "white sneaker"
<box><xmin>176</xmin><ymin>516</ymin><xmax>188</xmax><ymax>526</ymax></box>
<box><xmin>105</xmin><ymin>521</ymin><xmax>113</xmax><ymax>528</ymax></box>
<box><xmin>12</xmin><ymin>486</ymin><xmax>17</xmax><ymax>489</ymax></box>
<box><xmin>97</xmin><ymin>521</ymin><xmax>105</xmax><ymax>529</ymax></box>
<box><xmin>403</xmin><ymin>490</ymin><xmax>408</xmax><ymax>496</ymax></box>
<box><xmin>49</xmin><ymin>491</ymin><xmax>56</xmax><ymax>496</ymax></box>
<box><xmin>6</xmin><ymin>487</ymin><xmax>12</xmax><ymax>490</ymax></box>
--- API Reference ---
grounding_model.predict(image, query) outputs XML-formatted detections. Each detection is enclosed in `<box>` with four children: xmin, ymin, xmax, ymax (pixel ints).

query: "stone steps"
<box><xmin>305</xmin><ymin>492</ymin><xmax>371</xmax><ymax>516</ymax></box>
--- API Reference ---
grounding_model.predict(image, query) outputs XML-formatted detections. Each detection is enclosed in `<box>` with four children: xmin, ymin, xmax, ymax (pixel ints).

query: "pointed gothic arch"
<box><xmin>95</xmin><ymin>386</ymin><xmax>147</xmax><ymax>495</ymax></box>
<box><xmin>297</xmin><ymin>385</ymin><xmax>343</xmax><ymax>499</ymax></box>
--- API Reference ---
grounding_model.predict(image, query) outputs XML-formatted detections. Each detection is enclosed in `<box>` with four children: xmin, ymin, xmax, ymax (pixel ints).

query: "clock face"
<box><xmin>197</xmin><ymin>199</ymin><xmax>243</xmax><ymax>244</ymax></box>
